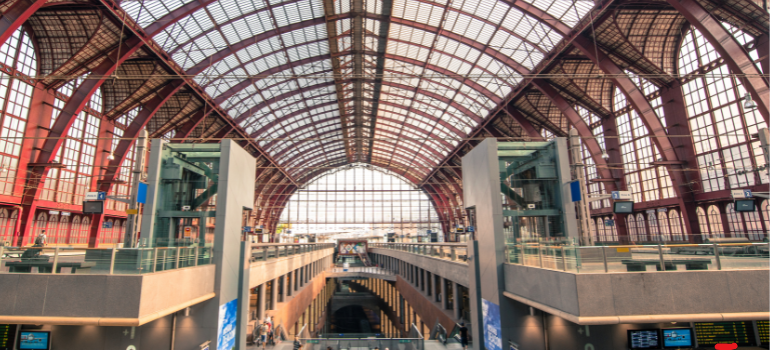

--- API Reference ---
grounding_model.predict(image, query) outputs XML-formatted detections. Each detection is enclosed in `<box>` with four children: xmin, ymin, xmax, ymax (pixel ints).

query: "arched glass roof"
<box><xmin>121</xmin><ymin>0</ymin><xmax>595</xmax><ymax>181</ymax></box>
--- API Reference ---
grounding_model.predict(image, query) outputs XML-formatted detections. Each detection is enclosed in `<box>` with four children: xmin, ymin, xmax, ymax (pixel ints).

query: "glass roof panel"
<box><xmin>123</xmin><ymin>0</ymin><xmax>597</xmax><ymax>179</ymax></box>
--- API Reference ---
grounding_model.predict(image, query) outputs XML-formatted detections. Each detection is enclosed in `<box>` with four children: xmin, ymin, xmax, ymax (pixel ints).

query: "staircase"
<box><xmin>358</xmin><ymin>253</ymin><xmax>373</xmax><ymax>266</ymax></box>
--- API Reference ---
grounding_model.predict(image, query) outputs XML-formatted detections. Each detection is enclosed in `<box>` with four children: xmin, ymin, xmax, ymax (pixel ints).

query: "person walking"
<box><xmin>293</xmin><ymin>336</ymin><xmax>302</xmax><ymax>350</ymax></box>
<box><xmin>459</xmin><ymin>322</ymin><xmax>468</xmax><ymax>350</ymax></box>
<box><xmin>35</xmin><ymin>230</ymin><xmax>47</xmax><ymax>246</ymax></box>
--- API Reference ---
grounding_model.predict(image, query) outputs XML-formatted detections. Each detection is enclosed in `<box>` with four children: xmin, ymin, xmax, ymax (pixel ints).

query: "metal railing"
<box><xmin>370</xmin><ymin>243</ymin><xmax>468</xmax><ymax>263</ymax></box>
<box><xmin>330</xmin><ymin>266</ymin><xmax>395</xmax><ymax>275</ymax></box>
<box><xmin>250</xmin><ymin>243</ymin><xmax>334</xmax><ymax>262</ymax></box>
<box><xmin>302</xmin><ymin>325</ymin><xmax>425</xmax><ymax>350</ymax></box>
<box><xmin>0</xmin><ymin>245</ymin><xmax>214</xmax><ymax>275</ymax></box>
<box><xmin>505</xmin><ymin>242</ymin><xmax>769</xmax><ymax>273</ymax></box>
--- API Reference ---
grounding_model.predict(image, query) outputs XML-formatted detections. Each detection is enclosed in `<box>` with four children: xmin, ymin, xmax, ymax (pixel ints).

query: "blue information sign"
<box><xmin>136</xmin><ymin>182</ymin><xmax>148</xmax><ymax>204</ymax></box>
<box><xmin>570</xmin><ymin>181</ymin><xmax>581</xmax><ymax>202</ymax></box>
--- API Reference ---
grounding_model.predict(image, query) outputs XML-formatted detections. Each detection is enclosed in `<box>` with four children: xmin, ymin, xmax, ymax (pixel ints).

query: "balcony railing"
<box><xmin>0</xmin><ymin>245</ymin><xmax>214</xmax><ymax>275</ymax></box>
<box><xmin>505</xmin><ymin>242</ymin><xmax>769</xmax><ymax>273</ymax></box>
<box><xmin>250</xmin><ymin>243</ymin><xmax>335</xmax><ymax>262</ymax></box>
<box><xmin>370</xmin><ymin>243</ymin><xmax>468</xmax><ymax>262</ymax></box>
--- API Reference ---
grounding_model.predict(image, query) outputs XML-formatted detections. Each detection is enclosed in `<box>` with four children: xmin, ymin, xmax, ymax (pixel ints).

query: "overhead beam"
<box><xmin>16</xmin><ymin>36</ymin><xmax>145</xmax><ymax>246</ymax></box>
<box><xmin>666</xmin><ymin>0</ymin><xmax>769</xmax><ymax>124</ymax></box>
<box><xmin>0</xmin><ymin>0</ymin><xmax>47</xmax><ymax>46</ymax></box>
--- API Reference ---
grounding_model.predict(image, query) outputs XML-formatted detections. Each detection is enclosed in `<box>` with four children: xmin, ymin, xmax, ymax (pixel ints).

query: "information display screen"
<box><xmin>628</xmin><ymin>329</ymin><xmax>661</xmax><ymax>349</ymax></box>
<box><xmin>613</xmin><ymin>201</ymin><xmax>634</xmax><ymax>214</ymax></box>
<box><xmin>757</xmin><ymin>320</ymin><xmax>768</xmax><ymax>345</ymax></box>
<box><xmin>662</xmin><ymin>328</ymin><xmax>693</xmax><ymax>348</ymax></box>
<box><xmin>695</xmin><ymin>321</ymin><xmax>756</xmax><ymax>347</ymax></box>
<box><xmin>0</xmin><ymin>325</ymin><xmax>17</xmax><ymax>350</ymax></box>
<box><xmin>18</xmin><ymin>331</ymin><xmax>50</xmax><ymax>350</ymax></box>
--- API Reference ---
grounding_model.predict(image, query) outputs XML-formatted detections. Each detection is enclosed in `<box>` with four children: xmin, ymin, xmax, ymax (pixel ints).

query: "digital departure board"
<box><xmin>694</xmin><ymin>321</ymin><xmax>756</xmax><ymax>346</ymax></box>
<box><xmin>758</xmin><ymin>320</ymin><xmax>769</xmax><ymax>345</ymax></box>
<box><xmin>0</xmin><ymin>324</ymin><xmax>17</xmax><ymax>350</ymax></box>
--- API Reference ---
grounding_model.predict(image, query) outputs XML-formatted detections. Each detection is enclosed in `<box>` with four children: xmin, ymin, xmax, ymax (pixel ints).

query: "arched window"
<box><xmin>725</xmin><ymin>203</ymin><xmax>745</xmax><ymax>238</ymax></box>
<box><xmin>707</xmin><ymin>205</ymin><xmax>724</xmax><ymax>238</ymax></box>
<box><xmin>31</xmin><ymin>212</ymin><xmax>47</xmax><ymax>245</ymax></box>
<box><xmin>668</xmin><ymin>210</ymin><xmax>684</xmax><ymax>241</ymax></box>
<box><xmin>118</xmin><ymin>220</ymin><xmax>126</xmax><ymax>243</ymax></box>
<box><xmin>696</xmin><ymin>207</ymin><xmax>710</xmax><ymax>239</ymax></box>
<box><xmin>627</xmin><ymin>216</ymin><xmax>639</xmax><ymax>241</ymax></box>
<box><xmin>70</xmin><ymin>216</ymin><xmax>82</xmax><ymax>244</ymax></box>
<box><xmin>47</xmin><ymin>214</ymin><xmax>60</xmax><ymax>245</ymax></box>
<box><xmin>0</xmin><ymin>208</ymin><xmax>12</xmax><ymax>245</ymax></box>
<box><xmin>742</xmin><ymin>207</ymin><xmax>764</xmax><ymax>241</ymax></box>
<box><xmin>279</xmin><ymin>165</ymin><xmax>440</xmax><ymax>236</ymax></box>
<box><xmin>101</xmin><ymin>219</ymin><xmax>114</xmax><ymax>244</ymax></box>
<box><xmin>0</xmin><ymin>28</ymin><xmax>36</xmax><ymax>196</ymax></box>
<box><xmin>657</xmin><ymin>211</ymin><xmax>670</xmax><ymax>241</ymax></box>
<box><xmin>636</xmin><ymin>214</ymin><xmax>646</xmax><ymax>241</ymax></box>
<box><xmin>679</xmin><ymin>27</ymin><xmax>768</xmax><ymax>193</ymax></box>
<box><xmin>80</xmin><ymin>217</ymin><xmax>91</xmax><ymax>244</ymax></box>
<box><xmin>58</xmin><ymin>216</ymin><xmax>70</xmax><ymax>244</ymax></box>
<box><xmin>648</xmin><ymin>212</ymin><xmax>660</xmax><ymax>241</ymax></box>
<box><xmin>42</xmin><ymin>78</ymin><xmax>102</xmax><ymax>204</ymax></box>
<box><xmin>763</xmin><ymin>200</ymin><xmax>770</xmax><ymax>238</ymax></box>
<box><xmin>606</xmin><ymin>217</ymin><xmax>618</xmax><ymax>241</ymax></box>
<box><xmin>596</xmin><ymin>218</ymin><xmax>606</xmax><ymax>242</ymax></box>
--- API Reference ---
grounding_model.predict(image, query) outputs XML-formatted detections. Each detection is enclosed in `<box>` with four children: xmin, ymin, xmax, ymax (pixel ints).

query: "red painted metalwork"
<box><xmin>86</xmin><ymin>80</ymin><xmax>187</xmax><ymax>247</ymax></box>
<box><xmin>171</xmin><ymin>108</ymin><xmax>216</xmax><ymax>141</ymax></box>
<box><xmin>667</xmin><ymin>0</ymin><xmax>769</xmax><ymax>123</ymax></box>
<box><xmin>531</xmin><ymin>80</ymin><xmax>615</xmax><ymax>190</ymax></box>
<box><xmin>503</xmin><ymin>106</ymin><xmax>545</xmax><ymax>140</ymax></box>
<box><xmin>0</xmin><ymin>0</ymin><xmax>47</xmax><ymax>46</ymax></box>
<box><xmin>16</xmin><ymin>36</ymin><xmax>145</xmax><ymax>246</ymax></box>
<box><xmin>572</xmin><ymin>35</ymin><xmax>703</xmax><ymax>242</ymax></box>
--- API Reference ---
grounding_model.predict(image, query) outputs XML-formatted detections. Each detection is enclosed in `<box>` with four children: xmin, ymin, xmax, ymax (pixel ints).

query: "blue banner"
<box><xmin>217</xmin><ymin>298</ymin><xmax>238</xmax><ymax>350</ymax></box>
<box><xmin>136</xmin><ymin>182</ymin><xmax>148</xmax><ymax>204</ymax></box>
<box><xmin>570</xmin><ymin>180</ymin><xmax>581</xmax><ymax>202</ymax></box>
<box><xmin>482</xmin><ymin>299</ymin><xmax>502</xmax><ymax>350</ymax></box>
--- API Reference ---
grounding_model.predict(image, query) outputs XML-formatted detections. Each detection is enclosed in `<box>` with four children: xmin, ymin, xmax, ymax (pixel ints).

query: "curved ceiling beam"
<box><xmin>502</xmin><ymin>106</ymin><xmax>544</xmax><ymax>140</ymax></box>
<box><xmin>217</xmin><ymin>51</ymin><xmax>500</xmax><ymax>110</ymax></box>
<box><xmin>0</xmin><ymin>0</ymin><xmax>51</xmax><ymax>48</ymax></box>
<box><xmin>263</xmin><ymin>113</ymin><xmax>455</xmax><ymax>152</ymax></box>
<box><xmin>244</xmin><ymin>85</ymin><xmax>472</xmax><ymax>138</ymax></box>
<box><xmin>374</xmin><ymin>130</ymin><xmax>448</xmax><ymax>161</ymax></box>
<box><xmin>531</xmin><ymin>80</ymin><xmax>616</xmax><ymax>190</ymax></box>
<box><xmin>498</xmin><ymin>0</ymin><xmax>571</xmax><ymax>36</ymax></box>
<box><xmin>17</xmin><ymin>36</ymin><xmax>145</xmax><ymax>246</ymax></box>
<box><xmin>667</xmin><ymin>0</ymin><xmax>768</xmax><ymax>124</ymax></box>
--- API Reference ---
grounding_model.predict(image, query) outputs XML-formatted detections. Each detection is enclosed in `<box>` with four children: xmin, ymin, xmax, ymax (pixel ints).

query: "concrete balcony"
<box><xmin>0</xmin><ymin>264</ymin><xmax>215</xmax><ymax>326</ymax></box>
<box><xmin>503</xmin><ymin>263</ymin><xmax>769</xmax><ymax>325</ymax></box>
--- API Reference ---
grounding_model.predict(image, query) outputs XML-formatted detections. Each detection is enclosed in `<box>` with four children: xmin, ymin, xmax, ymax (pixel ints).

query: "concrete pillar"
<box><xmin>285</xmin><ymin>273</ymin><xmax>292</xmax><ymax>299</ymax></box>
<box><xmin>452</xmin><ymin>281</ymin><xmax>460</xmax><ymax>319</ymax></box>
<box><xmin>270</xmin><ymin>278</ymin><xmax>279</xmax><ymax>310</ymax></box>
<box><xmin>288</xmin><ymin>271</ymin><xmax>294</xmax><ymax>296</ymax></box>
<box><xmin>440</xmin><ymin>277</ymin><xmax>448</xmax><ymax>310</ymax></box>
<box><xmin>258</xmin><ymin>284</ymin><xmax>266</xmax><ymax>321</ymax></box>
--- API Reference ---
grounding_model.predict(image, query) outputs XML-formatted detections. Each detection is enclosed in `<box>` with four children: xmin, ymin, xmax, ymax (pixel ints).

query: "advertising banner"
<box><xmin>482</xmin><ymin>298</ymin><xmax>502</xmax><ymax>350</ymax></box>
<box><xmin>337</xmin><ymin>240</ymin><xmax>367</xmax><ymax>255</ymax></box>
<box><xmin>217</xmin><ymin>298</ymin><xmax>238</xmax><ymax>350</ymax></box>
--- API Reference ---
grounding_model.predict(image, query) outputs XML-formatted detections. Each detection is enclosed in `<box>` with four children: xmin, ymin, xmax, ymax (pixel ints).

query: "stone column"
<box><xmin>257</xmin><ymin>284</ymin><xmax>266</xmax><ymax>321</ymax></box>
<box><xmin>452</xmin><ymin>281</ymin><xmax>461</xmax><ymax>319</ymax></box>
<box><xmin>270</xmin><ymin>278</ymin><xmax>279</xmax><ymax>309</ymax></box>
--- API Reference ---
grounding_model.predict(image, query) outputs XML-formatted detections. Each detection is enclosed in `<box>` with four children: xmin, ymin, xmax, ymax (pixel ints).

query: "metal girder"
<box><xmin>503</xmin><ymin>106</ymin><xmax>545</xmax><ymax>140</ymax></box>
<box><xmin>572</xmin><ymin>34</ymin><xmax>705</xmax><ymax>241</ymax></box>
<box><xmin>366</xmin><ymin>0</ymin><xmax>393</xmax><ymax>162</ymax></box>
<box><xmin>667</xmin><ymin>0</ymin><xmax>769</xmax><ymax>124</ymax></box>
<box><xmin>16</xmin><ymin>36</ymin><xmax>145</xmax><ymax>244</ymax></box>
<box><xmin>244</xmin><ymin>88</ymin><xmax>470</xmax><ymax>139</ymax></box>
<box><xmin>0</xmin><ymin>0</ymin><xmax>47</xmax><ymax>46</ymax></box>
<box><xmin>531</xmin><ymin>79</ymin><xmax>616</xmax><ymax>191</ymax></box>
<box><xmin>417</xmin><ymin>1</ymin><xmax>617</xmax><ymax>187</ymax></box>
<box><xmin>87</xmin><ymin>80</ymin><xmax>186</xmax><ymax>247</ymax></box>
<box><xmin>97</xmin><ymin>0</ymin><xmax>300</xmax><ymax>188</ymax></box>
<box><xmin>171</xmin><ymin>108</ymin><xmax>216</xmax><ymax>141</ymax></box>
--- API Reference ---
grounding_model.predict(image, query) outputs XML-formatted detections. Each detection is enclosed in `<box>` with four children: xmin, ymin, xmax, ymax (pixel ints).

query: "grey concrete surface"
<box><xmin>504</xmin><ymin>263</ymin><xmax>770</xmax><ymax>318</ymax></box>
<box><xmin>368</xmin><ymin>248</ymin><xmax>469</xmax><ymax>287</ymax></box>
<box><xmin>0</xmin><ymin>264</ymin><xmax>215</xmax><ymax>319</ymax></box>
